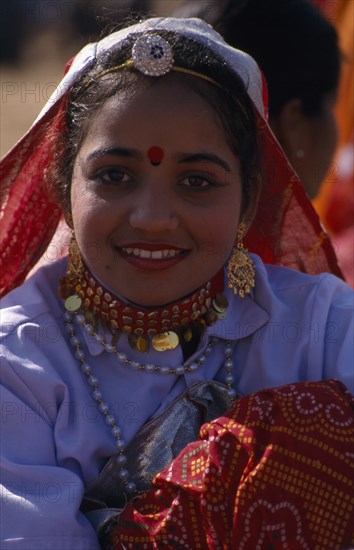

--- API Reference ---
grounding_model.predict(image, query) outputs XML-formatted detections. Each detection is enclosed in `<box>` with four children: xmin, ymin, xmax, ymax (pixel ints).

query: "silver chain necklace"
<box><xmin>64</xmin><ymin>309</ymin><xmax>236</xmax><ymax>497</ymax></box>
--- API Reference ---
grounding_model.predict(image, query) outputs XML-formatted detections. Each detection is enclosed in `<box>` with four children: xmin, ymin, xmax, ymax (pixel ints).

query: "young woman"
<box><xmin>1</xmin><ymin>17</ymin><xmax>353</xmax><ymax>549</ymax></box>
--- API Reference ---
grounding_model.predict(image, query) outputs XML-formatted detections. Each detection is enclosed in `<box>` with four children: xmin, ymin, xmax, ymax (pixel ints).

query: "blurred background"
<box><xmin>0</xmin><ymin>0</ymin><xmax>189</xmax><ymax>157</ymax></box>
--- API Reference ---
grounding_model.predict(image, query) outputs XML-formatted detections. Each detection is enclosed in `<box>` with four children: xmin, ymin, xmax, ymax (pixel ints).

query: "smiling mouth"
<box><xmin>121</xmin><ymin>247</ymin><xmax>185</xmax><ymax>260</ymax></box>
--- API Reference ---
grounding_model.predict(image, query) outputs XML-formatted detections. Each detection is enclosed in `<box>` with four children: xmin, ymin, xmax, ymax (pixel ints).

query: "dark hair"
<box><xmin>49</xmin><ymin>30</ymin><xmax>261</xmax><ymax>214</ymax></box>
<box><xmin>177</xmin><ymin>0</ymin><xmax>340</xmax><ymax>118</ymax></box>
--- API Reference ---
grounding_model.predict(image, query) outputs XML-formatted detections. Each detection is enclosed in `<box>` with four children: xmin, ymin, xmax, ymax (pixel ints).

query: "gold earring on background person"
<box><xmin>227</xmin><ymin>223</ymin><xmax>255</xmax><ymax>298</ymax></box>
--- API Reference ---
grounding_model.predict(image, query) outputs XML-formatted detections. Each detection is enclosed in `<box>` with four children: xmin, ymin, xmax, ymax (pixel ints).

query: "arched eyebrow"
<box><xmin>85</xmin><ymin>148</ymin><xmax>232</xmax><ymax>173</ymax></box>
<box><xmin>86</xmin><ymin>147</ymin><xmax>143</xmax><ymax>162</ymax></box>
<box><xmin>175</xmin><ymin>153</ymin><xmax>231</xmax><ymax>173</ymax></box>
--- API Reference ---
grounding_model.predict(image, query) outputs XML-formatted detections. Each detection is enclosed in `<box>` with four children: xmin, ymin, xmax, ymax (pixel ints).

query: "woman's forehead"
<box><xmin>79</xmin><ymin>95</ymin><xmax>233</xmax><ymax>163</ymax></box>
<box><xmin>80</xmin><ymin>76</ymin><xmax>226</xmax><ymax>141</ymax></box>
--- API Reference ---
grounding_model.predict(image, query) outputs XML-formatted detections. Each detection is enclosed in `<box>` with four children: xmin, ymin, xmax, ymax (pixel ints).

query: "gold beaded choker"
<box><xmin>60</xmin><ymin>266</ymin><xmax>228</xmax><ymax>353</ymax></box>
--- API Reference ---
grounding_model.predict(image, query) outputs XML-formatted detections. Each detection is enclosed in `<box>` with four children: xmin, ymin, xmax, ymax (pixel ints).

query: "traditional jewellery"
<box><xmin>87</xmin><ymin>33</ymin><xmax>221</xmax><ymax>92</ymax></box>
<box><xmin>72</xmin><ymin>309</ymin><xmax>218</xmax><ymax>376</ymax></box>
<box><xmin>132</xmin><ymin>34</ymin><xmax>173</xmax><ymax>76</ymax></box>
<box><xmin>60</xmin><ymin>241</ymin><xmax>229</xmax><ymax>353</ymax></box>
<box><xmin>227</xmin><ymin>223</ymin><xmax>255</xmax><ymax>298</ymax></box>
<box><xmin>62</xmin><ymin>268</ymin><xmax>228</xmax><ymax>352</ymax></box>
<box><xmin>65</xmin><ymin>308</ymin><xmax>236</xmax><ymax>499</ymax></box>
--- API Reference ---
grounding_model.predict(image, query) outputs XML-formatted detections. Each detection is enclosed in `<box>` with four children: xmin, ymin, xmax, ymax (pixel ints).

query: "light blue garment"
<box><xmin>1</xmin><ymin>254</ymin><xmax>353</xmax><ymax>548</ymax></box>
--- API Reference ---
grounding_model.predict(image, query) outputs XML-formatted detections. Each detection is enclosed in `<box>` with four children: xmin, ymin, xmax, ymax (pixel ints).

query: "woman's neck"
<box><xmin>61</xmin><ymin>259</ymin><xmax>228</xmax><ymax>354</ymax></box>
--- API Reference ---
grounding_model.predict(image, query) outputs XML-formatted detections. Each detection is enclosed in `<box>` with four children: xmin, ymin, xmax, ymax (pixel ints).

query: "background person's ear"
<box><xmin>269</xmin><ymin>98</ymin><xmax>310</xmax><ymax>168</ymax></box>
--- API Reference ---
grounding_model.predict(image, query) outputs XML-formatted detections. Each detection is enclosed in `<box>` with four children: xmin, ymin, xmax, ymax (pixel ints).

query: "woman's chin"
<box><xmin>118</xmin><ymin>290</ymin><xmax>186</xmax><ymax>309</ymax></box>
<box><xmin>109</xmin><ymin>281</ymin><xmax>198</xmax><ymax>308</ymax></box>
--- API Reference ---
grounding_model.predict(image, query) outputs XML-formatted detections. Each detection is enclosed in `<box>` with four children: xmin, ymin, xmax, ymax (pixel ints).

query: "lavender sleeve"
<box><xmin>0</xmin><ymin>358</ymin><xmax>100</xmax><ymax>549</ymax></box>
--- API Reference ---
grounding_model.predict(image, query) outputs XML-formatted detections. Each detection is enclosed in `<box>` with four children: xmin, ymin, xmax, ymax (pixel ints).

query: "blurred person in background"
<box><xmin>313</xmin><ymin>0</ymin><xmax>354</xmax><ymax>286</ymax></box>
<box><xmin>175</xmin><ymin>0</ymin><xmax>341</xmax><ymax>202</ymax></box>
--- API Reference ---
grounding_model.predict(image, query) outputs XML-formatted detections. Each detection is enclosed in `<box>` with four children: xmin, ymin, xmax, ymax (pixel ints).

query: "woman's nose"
<box><xmin>129</xmin><ymin>187</ymin><xmax>179</xmax><ymax>232</ymax></box>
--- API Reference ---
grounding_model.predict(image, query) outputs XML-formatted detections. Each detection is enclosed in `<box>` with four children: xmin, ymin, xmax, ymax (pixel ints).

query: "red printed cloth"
<box><xmin>110</xmin><ymin>380</ymin><xmax>354</xmax><ymax>549</ymax></box>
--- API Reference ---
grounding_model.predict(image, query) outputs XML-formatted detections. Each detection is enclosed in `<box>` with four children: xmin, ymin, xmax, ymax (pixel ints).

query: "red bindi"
<box><xmin>147</xmin><ymin>146</ymin><xmax>164</xmax><ymax>166</ymax></box>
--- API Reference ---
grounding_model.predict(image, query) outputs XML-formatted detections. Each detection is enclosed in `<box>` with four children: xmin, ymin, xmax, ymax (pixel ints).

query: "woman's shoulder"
<box><xmin>248</xmin><ymin>255</ymin><xmax>353</xmax><ymax>393</ymax></box>
<box><xmin>0</xmin><ymin>258</ymin><xmax>77</xmax><ymax>407</ymax></box>
<box><xmin>248</xmin><ymin>253</ymin><xmax>353</xmax><ymax>329</ymax></box>
<box><xmin>253</xmin><ymin>253</ymin><xmax>352</xmax><ymax>302</ymax></box>
<box><xmin>0</xmin><ymin>257</ymin><xmax>67</xmax><ymax>339</ymax></box>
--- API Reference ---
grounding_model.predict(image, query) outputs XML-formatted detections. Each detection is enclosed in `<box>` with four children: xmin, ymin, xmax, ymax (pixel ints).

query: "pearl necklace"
<box><xmin>64</xmin><ymin>310</ymin><xmax>236</xmax><ymax>498</ymax></box>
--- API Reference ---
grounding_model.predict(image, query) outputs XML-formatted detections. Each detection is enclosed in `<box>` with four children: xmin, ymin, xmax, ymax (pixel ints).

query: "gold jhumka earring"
<box><xmin>227</xmin><ymin>223</ymin><xmax>255</xmax><ymax>298</ymax></box>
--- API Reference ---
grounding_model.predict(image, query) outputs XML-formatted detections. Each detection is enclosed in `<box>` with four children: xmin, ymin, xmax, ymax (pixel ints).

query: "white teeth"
<box><xmin>122</xmin><ymin>247</ymin><xmax>181</xmax><ymax>259</ymax></box>
<box><xmin>151</xmin><ymin>250</ymin><xmax>163</xmax><ymax>259</ymax></box>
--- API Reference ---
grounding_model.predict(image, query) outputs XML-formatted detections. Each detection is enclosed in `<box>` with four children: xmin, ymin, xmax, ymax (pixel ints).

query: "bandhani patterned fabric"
<box><xmin>109</xmin><ymin>380</ymin><xmax>354</xmax><ymax>550</ymax></box>
<box><xmin>0</xmin><ymin>18</ymin><xmax>343</xmax><ymax>298</ymax></box>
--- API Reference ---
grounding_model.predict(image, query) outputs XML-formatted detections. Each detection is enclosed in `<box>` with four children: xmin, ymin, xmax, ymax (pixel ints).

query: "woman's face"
<box><xmin>71</xmin><ymin>77</ymin><xmax>244</xmax><ymax>306</ymax></box>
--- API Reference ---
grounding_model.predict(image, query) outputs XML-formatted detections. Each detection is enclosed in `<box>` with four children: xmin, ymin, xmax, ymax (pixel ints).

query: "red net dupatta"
<box><xmin>110</xmin><ymin>379</ymin><xmax>354</xmax><ymax>549</ymax></box>
<box><xmin>245</xmin><ymin>112</ymin><xmax>343</xmax><ymax>277</ymax></box>
<box><xmin>0</xmin><ymin>101</ymin><xmax>65</xmax><ymax>297</ymax></box>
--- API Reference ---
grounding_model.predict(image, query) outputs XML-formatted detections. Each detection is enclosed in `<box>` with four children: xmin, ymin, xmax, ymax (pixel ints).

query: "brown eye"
<box><xmin>96</xmin><ymin>168</ymin><xmax>131</xmax><ymax>185</ymax></box>
<box><xmin>188</xmin><ymin>176</ymin><xmax>208</xmax><ymax>187</ymax></box>
<box><xmin>180</xmin><ymin>175</ymin><xmax>211</xmax><ymax>189</ymax></box>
